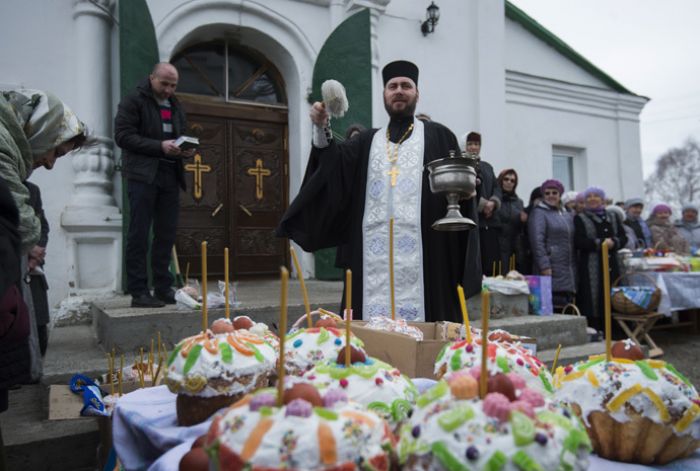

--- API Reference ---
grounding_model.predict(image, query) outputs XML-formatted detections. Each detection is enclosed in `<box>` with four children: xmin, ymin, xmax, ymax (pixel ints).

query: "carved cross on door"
<box><xmin>184</xmin><ymin>153</ymin><xmax>212</xmax><ymax>201</ymax></box>
<box><xmin>246</xmin><ymin>158</ymin><xmax>271</xmax><ymax>200</ymax></box>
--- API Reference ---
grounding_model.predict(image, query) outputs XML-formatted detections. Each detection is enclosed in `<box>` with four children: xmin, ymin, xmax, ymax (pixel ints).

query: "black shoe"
<box><xmin>131</xmin><ymin>293</ymin><xmax>166</xmax><ymax>308</ymax></box>
<box><xmin>154</xmin><ymin>289</ymin><xmax>176</xmax><ymax>304</ymax></box>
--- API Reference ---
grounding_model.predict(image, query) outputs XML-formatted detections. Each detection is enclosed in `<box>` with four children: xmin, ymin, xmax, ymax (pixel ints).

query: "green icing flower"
<box><xmin>511</xmin><ymin>450</ymin><xmax>544</xmax><ymax>471</ymax></box>
<box><xmin>437</xmin><ymin>404</ymin><xmax>474</xmax><ymax>432</ymax></box>
<box><xmin>183</xmin><ymin>344</ymin><xmax>203</xmax><ymax>375</ymax></box>
<box><xmin>417</xmin><ymin>380</ymin><xmax>449</xmax><ymax>408</ymax></box>
<box><xmin>450</xmin><ymin>349</ymin><xmax>463</xmax><ymax>371</ymax></box>
<box><xmin>485</xmin><ymin>450</ymin><xmax>507</xmax><ymax>471</ymax></box>
<box><xmin>219</xmin><ymin>343</ymin><xmax>233</xmax><ymax>364</ymax></box>
<box><xmin>510</xmin><ymin>411</ymin><xmax>535</xmax><ymax>446</ymax></box>
<box><xmin>497</xmin><ymin>356</ymin><xmax>510</xmax><ymax>373</ymax></box>
<box><xmin>430</xmin><ymin>441</ymin><xmax>471</xmax><ymax>471</ymax></box>
<box><xmin>167</xmin><ymin>344</ymin><xmax>182</xmax><ymax>366</ymax></box>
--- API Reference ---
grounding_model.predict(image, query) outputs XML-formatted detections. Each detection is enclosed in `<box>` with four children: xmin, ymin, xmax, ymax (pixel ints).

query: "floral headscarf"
<box><xmin>1</xmin><ymin>89</ymin><xmax>85</xmax><ymax>160</ymax></box>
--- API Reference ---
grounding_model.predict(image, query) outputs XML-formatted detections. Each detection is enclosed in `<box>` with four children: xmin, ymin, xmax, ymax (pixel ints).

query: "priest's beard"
<box><xmin>384</xmin><ymin>96</ymin><xmax>417</xmax><ymax>119</ymax></box>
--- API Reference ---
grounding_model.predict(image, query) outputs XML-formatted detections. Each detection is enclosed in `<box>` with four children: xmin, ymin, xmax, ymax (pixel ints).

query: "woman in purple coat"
<box><xmin>528</xmin><ymin>179</ymin><xmax>576</xmax><ymax>308</ymax></box>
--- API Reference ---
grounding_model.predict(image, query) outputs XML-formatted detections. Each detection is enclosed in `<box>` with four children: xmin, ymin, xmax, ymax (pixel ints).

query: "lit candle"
<box><xmin>551</xmin><ymin>344</ymin><xmax>562</xmax><ymax>374</ymax></box>
<box><xmin>389</xmin><ymin>218</ymin><xmax>396</xmax><ymax>321</ymax></box>
<box><xmin>106</xmin><ymin>353</ymin><xmax>114</xmax><ymax>396</ymax></box>
<box><xmin>119</xmin><ymin>354</ymin><xmax>124</xmax><ymax>396</ymax></box>
<box><xmin>457</xmin><ymin>285</ymin><xmax>472</xmax><ymax>343</ymax></box>
<box><xmin>602</xmin><ymin>242</ymin><xmax>612</xmax><ymax>361</ymax></box>
<box><xmin>290</xmin><ymin>247</ymin><xmax>312</xmax><ymax>328</ymax></box>
<box><xmin>480</xmin><ymin>288</ymin><xmax>490</xmax><ymax>399</ymax></box>
<box><xmin>277</xmin><ymin>267</ymin><xmax>289</xmax><ymax>407</ymax></box>
<box><xmin>346</xmin><ymin>269</ymin><xmax>352</xmax><ymax>367</ymax></box>
<box><xmin>225</xmin><ymin>247</ymin><xmax>230</xmax><ymax>319</ymax></box>
<box><xmin>201</xmin><ymin>241</ymin><xmax>208</xmax><ymax>332</ymax></box>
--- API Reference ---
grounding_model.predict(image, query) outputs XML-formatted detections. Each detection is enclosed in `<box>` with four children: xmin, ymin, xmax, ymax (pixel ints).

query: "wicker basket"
<box><xmin>611</xmin><ymin>273</ymin><xmax>661</xmax><ymax>315</ymax></box>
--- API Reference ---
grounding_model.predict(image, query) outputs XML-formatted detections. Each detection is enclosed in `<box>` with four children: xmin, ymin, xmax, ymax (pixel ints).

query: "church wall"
<box><xmin>504</xmin><ymin>76</ymin><xmax>646</xmax><ymax>202</ymax></box>
<box><xmin>505</xmin><ymin>17</ymin><xmax>609</xmax><ymax>89</ymax></box>
<box><xmin>375</xmin><ymin>0</ymin><xmax>506</xmax><ymax>158</ymax></box>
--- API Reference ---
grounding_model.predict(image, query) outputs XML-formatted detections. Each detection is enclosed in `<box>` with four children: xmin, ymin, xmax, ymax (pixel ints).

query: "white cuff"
<box><xmin>312</xmin><ymin>124</ymin><xmax>331</xmax><ymax>148</ymax></box>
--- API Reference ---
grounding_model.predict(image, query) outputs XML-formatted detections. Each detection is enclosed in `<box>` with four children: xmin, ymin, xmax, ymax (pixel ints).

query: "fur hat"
<box><xmin>624</xmin><ymin>197</ymin><xmax>644</xmax><ymax>209</ymax></box>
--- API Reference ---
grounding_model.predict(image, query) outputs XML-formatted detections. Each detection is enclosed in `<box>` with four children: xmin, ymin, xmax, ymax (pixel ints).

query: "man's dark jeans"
<box><xmin>126</xmin><ymin>162</ymin><xmax>180</xmax><ymax>296</ymax></box>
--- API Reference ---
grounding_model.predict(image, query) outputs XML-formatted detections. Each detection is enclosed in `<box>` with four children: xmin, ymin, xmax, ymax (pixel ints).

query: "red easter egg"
<box><xmin>335</xmin><ymin>345</ymin><xmax>366</xmax><ymax>365</ymax></box>
<box><xmin>611</xmin><ymin>340</ymin><xmax>644</xmax><ymax>361</ymax></box>
<box><xmin>179</xmin><ymin>448</ymin><xmax>210</xmax><ymax>471</ymax></box>
<box><xmin>283</xmin><ymin>382</ymin><xmax>323</xmax><ymax>407</ymax></box>
<box><xmin>233</xmin><ymin>316</ymin><xmax>255</xmax><ymax>330</ymax></box>
<box><xmin>487</xmin><ymin>372</ymin><xmax>517</xmax><ymax>401</ymax></box>
<box><xmin>211</xmin><ymin>319</ymin><xmax>234</xmax><ymax>334</ymax></box>
<box><xmin>315</xmin><ymin>318</ymin><xmax>337</xmax><ymax>328</ymax></box>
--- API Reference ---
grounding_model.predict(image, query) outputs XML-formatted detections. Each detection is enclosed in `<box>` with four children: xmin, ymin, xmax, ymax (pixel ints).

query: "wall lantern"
<box><xmin>421</xmin><ymin>2</ymin><xmax>440</xmax><ymax>36</ymax></box>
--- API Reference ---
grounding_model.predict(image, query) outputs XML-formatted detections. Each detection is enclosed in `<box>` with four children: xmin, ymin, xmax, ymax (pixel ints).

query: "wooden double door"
<box><xmin>176</xmin><ymin>97</ymin><xmax>288</xmax><ymax>278</ymax></box>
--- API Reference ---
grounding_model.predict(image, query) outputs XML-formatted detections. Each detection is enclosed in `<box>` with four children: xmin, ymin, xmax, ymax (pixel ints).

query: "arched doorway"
<box><xmin>171</xmin><ymin>41</ymin><xmax>289</xmax><ymax>278</ymax></box>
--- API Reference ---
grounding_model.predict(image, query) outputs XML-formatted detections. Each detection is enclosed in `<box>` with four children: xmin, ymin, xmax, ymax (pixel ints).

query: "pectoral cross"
<box><xmin>387</xmin><ymin>166</ymin><xmax>399</xmax><ymax>187</ymax></box>
<box><xmin>184</xmin><ymin>154</ymin><xmax>211</xmax><ymax>201</ymax></box>
<box><xmin>246</xmin><ymin>158</ymin><xmax>271</xmax><ymax>200</ymax></box>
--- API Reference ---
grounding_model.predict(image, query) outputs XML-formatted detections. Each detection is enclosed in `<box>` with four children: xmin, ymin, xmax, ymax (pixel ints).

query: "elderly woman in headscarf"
<box><xmin>0</xmin><ymin>89</ymin><xmax>86</xmax><ymax>253</ymax></box>
<box><xmin>528</xmin><ymin>179</ymin><xmax>576</xmax><ymax>308</ymax></box>
<box><xmin>647</xmin><ymin>204</ymin><xmax>689</xmax><ymax>254</ymax></box>
<box><xmin>574</xmin><ymin>187</ymin><xmax>628</xmax><ymax>331</ymax></box>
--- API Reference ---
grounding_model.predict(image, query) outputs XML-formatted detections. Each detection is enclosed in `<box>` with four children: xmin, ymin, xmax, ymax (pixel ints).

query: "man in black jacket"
<box><xmin>115</xmin><ymin>63</ymin><xmax>194</xmax><ymax>307</ymax></box>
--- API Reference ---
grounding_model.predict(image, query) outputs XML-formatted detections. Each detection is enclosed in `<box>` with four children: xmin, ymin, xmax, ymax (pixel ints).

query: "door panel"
<box><xmin>176</xmin><ymin>104</ymin><xmax>288</xmax><ymax>279</ymax></box>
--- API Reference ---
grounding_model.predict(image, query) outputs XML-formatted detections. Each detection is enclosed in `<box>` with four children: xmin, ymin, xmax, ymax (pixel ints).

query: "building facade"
<box><xmin>0</xmin><ymin>0</ymin><xmax>647</xmax><ymax>307</ymax></box>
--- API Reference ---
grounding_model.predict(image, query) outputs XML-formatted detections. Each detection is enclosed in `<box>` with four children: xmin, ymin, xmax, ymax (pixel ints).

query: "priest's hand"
<box><xmin>310</xmin><ymin>102</ymin><xmax>330</xmax><ymax>127</ymax></box>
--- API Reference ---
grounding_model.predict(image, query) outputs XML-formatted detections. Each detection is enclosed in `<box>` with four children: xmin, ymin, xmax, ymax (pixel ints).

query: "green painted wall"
<box><xmin>118</xmin><ymin>0</ymin><xmax>160</xmax><ymax>290</ymax></box>
<box><xmin>310</xmin><ymin>9</ymin><xmax>372</xmax><ymax>280</ymax></box>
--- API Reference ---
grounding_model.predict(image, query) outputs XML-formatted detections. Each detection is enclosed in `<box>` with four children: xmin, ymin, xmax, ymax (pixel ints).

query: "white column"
<box><xmin>61</xmin><ymin>0</ymin><xmax>122</xmax><ymax>296</ymax></box>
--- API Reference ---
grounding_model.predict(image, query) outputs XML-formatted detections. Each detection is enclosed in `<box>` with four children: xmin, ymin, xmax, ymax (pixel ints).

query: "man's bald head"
<box><xmin>150</xmin><ymin>62</ymin><xmax>179</xmax><ymax>100</ymax></box>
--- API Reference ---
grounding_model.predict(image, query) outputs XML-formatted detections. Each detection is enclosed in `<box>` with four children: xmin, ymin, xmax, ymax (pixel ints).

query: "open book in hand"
<box><xmin>174</xmin><ymin>135</ymin><xmax>199</xmax><ymax>151</ymax></box>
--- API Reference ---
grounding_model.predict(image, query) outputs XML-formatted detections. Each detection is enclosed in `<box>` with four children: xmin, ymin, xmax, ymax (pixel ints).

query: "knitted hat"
<box><xmin>624</xmin><ymin>197</ymin><xmax>644</xmax><ymax>209</ymax></box>
<box><xmin>651</xmin><ymin>204</ymin><xmax>672</xmax><ymax>216</ymax></box>
<box><xmin>681</xmin><ymin>203</ymin><xmax>698</xmax><ymax>213</ymax></box>
<box><xmin>582</xmin><ymin>186</ymin><xmax>606</xmax><ymax>201</ymax></box>
<box><xmin>540</xmin><ymin>179</ymin><xmax>564</xmax><ymax>195</ymax></box>
<box><xmin>561</xmin><ymin>191</ymin><xmax>578</xmax><ymax>205</ymax></box>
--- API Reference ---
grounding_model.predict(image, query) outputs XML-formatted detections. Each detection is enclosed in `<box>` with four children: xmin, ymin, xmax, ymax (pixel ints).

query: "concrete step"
<box><xmin>1</xmin><ymin>384</ymin><xmax>99</xmax><ymax>471</ymax></box>
<box><xmin>42</xmin><ymin>324</ymin><xmax>138</xmax><ymax>386</ymax></box>
<box><xmin>94</xmin><ymin>279</ymin><xmax>344</xmax><ymax>352</ymax></box>
<box><xmin>488</xmin><ymin>314</ymin><xmax>589</xmax><ymax>351</ymax></box>
<box><xmin>537</xmin><ymin>341</ymin><xmax>608</xmax><ymax>368</ymax></box>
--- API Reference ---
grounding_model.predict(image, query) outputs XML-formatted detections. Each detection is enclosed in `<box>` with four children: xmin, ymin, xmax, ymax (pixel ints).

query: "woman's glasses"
<box><xmin>543</xmin><ymin>190</ymin><xmax>559</xmax><ymax>196</ymax></box>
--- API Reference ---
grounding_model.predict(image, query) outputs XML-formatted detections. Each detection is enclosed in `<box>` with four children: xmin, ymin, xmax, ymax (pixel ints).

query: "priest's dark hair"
<box><xmin>382</xmin><ymin>60</ymin><xmax>419</xmax><ymax>86</ymax></box>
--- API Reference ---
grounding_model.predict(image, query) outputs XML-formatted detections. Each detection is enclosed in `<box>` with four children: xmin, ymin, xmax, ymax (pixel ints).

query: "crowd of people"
<box><xmin>480</xmin><ymin>168</ymin><xmax>700</xmax><ymax>331</ymax></box>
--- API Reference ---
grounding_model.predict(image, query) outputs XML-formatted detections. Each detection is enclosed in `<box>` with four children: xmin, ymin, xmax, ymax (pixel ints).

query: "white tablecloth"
<box><xmin>628</xmin><ymin>272</ymin><xmax>700</xmax><ymax>316</ymax></box>
<box><xmin>113</xmin><ymin>384</ymin><xmax>700</xmax><ymax>471</ymax></box>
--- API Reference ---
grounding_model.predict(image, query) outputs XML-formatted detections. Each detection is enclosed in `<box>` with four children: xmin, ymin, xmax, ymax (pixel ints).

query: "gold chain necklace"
<box><xmin>385</xmin><ymin>123</ymin><xmax>414</xmax><ymax>163</ymax></box>
<box><xmin>385</xmin><ymin>123</ymin><xmax>413</xmax><ymax>187</ymax></box>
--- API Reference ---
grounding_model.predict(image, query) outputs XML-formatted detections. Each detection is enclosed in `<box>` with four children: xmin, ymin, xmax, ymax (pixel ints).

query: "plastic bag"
<box><xmin>482</xmin><ymin>277</ymin><xmax>530</xmax><ymax>295</ymax></box>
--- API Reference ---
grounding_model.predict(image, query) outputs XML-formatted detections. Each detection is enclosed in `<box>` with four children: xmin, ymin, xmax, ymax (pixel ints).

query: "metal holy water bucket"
<box><xmin>425</xmin><ymin>150</ymin><xmax>478</xmax><ymax>231</ymax></box>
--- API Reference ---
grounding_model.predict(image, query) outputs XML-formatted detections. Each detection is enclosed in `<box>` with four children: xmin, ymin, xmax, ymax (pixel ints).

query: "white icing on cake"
<box><xmin>398</xmin><ymin>380</ymin><xmax>591</xmax><ymax>471</ymax></box>
<box><xmin>434</xmin><ymin>339</ymin><xmax>554</xmax><ymax>395</ymax></box>
<box><xmin>294</xmin><ymin>357</ymin><xmax>418</xmax><ymax>423</ymax></box>
<box><xmin>554</xmin><ymin>357</ymin><xmax>700</xmax><ymax>438</ymax></box>
<box><xmin>207</xmin><ymin>392</ymin><xmax>392</xmax><ymax>470</ymax></box>
<box><xmin>284</xmin><ymin>327</ymin><xmax>365</xmax><ymax>375</ymax></box>
<box><xmin>165</xmin><ymin>330</ymin><xmax>277</xmax><ymax>398</ymax></box>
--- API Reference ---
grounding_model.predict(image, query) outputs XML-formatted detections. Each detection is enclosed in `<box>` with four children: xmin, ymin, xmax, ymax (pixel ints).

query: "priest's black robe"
<box><xmin>276</xmin><ymin>119</ymin><xmax>482</xmax><ymax>322</ymax></box>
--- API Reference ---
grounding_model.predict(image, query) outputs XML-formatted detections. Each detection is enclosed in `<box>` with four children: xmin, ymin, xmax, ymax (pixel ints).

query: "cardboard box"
<box><xmin>348</xmin><ymin>321</ymin><xmax>449</xmax><ymax>379</ymax></box>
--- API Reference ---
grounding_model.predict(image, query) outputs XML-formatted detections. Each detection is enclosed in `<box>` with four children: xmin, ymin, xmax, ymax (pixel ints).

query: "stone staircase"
<box><xmin>3</xmin><ymin>280</ymin><xmax>605</xmax><ymax>470</ymax></box>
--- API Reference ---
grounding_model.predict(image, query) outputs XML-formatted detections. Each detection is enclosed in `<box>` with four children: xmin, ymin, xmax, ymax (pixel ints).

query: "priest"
<box><xmin>276</xmin><ymin>60</ymin><xmax>482</xmax><ymax>322</ymax></box>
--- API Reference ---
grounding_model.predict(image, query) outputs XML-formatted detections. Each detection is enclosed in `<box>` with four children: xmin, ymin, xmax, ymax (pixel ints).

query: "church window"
<box><xmin>172</xmin><ymin>41</ymin><xmax>286</xmax><ymax>105</ymax></box>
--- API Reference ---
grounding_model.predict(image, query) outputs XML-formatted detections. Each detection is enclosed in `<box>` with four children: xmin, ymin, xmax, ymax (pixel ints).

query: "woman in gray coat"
<box><xmin>528</xmin><ymin>179</ymin><xmax>576</xmax><ymax>308</ymax></box>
